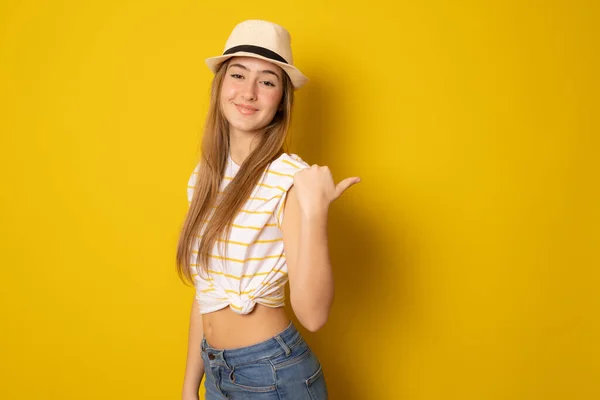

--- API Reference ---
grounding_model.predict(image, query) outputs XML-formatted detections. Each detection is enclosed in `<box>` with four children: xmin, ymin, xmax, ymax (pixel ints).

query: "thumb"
<box><xmin>335</xmin><ymin>177</ymin><xmax>361</xmax><ymax>199</ymax></box>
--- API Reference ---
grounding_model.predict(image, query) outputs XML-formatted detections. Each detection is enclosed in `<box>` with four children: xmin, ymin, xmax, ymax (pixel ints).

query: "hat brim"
<box><xmin>205</xmin><ymin>52</ymin><xmax>308</xmax><ymax>89</ymax></box>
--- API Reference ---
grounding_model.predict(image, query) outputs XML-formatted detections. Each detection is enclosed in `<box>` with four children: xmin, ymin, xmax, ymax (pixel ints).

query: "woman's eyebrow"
<box><xmin>260</xmin><ymin>70</ymin><xmax>281</xmax><ymax>81</ymax></box>
<box><xmin>229</xmin><ymin>63</ymin><xmax>281</xmax><ymax>81</ymax></box>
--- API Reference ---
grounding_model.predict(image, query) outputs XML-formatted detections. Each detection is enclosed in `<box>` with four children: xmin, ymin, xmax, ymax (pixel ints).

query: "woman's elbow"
<box><xmin>292</xmin><ymin>302</ymin><xmax>330</xmax><ymax>332</ymax></box>
<box><xmin>303</xmin><ymin>316</ymin><xmax>328</xmax><ymax>332</ymax></box>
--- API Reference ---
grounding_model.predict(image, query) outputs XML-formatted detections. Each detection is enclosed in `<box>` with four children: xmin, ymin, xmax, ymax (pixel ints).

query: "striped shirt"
<box><xmin>187</xmin><ymin>152</ymin><xmax>310</xmax><ymax>314</ymax></box>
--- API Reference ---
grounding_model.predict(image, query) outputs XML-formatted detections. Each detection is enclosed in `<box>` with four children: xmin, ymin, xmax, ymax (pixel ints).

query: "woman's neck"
<box><xmin>228</xmin><ymin>128</ymin><xmax>261</xmax><ymax>165</ymax></box>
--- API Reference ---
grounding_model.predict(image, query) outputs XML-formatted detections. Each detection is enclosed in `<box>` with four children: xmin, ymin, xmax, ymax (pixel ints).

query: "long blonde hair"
<box><xmin>176</xmin><ymin>58</ymin><xmax>295</xmax><ymax>286</ymax></box>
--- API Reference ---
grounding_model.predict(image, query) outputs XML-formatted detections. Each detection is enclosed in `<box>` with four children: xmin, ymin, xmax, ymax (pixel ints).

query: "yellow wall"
<box><xmin>1</xmin><ymin>1</ymin><xmax>598</xmax><ymax>399</ymax></box>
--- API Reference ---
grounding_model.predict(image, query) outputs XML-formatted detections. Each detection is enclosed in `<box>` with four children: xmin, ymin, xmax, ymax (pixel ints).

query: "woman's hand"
<box><xmin>292</xmin><ymin>164</ymin><xmax>360</xmax><ymax>216</ymax></box>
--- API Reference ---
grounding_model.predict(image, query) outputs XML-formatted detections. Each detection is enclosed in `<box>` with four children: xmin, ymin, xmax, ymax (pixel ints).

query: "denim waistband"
<box><xmin>201</xmin><ymin>321</ymin><xmax>303</xmax><ymax>368</ymax></box>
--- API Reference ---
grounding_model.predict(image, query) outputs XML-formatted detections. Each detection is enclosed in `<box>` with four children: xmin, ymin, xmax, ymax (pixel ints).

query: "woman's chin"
<box><xmin>229</xmin><ymin>122</ymin><xmax>267</xmax><ymax>135</ymax></box>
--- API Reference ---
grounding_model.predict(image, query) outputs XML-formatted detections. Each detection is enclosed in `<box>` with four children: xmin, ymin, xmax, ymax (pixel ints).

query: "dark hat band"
<box><xmin>223</xmin><ymin>45</ymin><xmax>288</xmax><ymax>64</ymax></box>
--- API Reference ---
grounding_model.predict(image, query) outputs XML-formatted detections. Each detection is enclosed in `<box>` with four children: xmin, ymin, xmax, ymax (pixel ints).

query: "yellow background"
<box><xmin>1</xmin><ymin>1</ymin><xmax>598</xmax><ymax>399</ymax></box>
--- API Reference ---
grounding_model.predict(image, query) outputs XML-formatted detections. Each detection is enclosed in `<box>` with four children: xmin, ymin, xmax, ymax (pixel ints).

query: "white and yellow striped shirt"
<box><xmin>187</xmin><ymin>152</ymin><xmax>310</xmax><ymax>314</ymax></box>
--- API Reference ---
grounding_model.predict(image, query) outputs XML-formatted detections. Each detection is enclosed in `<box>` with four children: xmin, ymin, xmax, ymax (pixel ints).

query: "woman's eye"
<box><xmin>230</xmin><ymin>74</ymin><xmax>243</xmax><ymax>79</ymax></box>
<box><xmin>262</xmin><ymin>81</ymin><xmax>275</xmax><ymax>87</ymax></box>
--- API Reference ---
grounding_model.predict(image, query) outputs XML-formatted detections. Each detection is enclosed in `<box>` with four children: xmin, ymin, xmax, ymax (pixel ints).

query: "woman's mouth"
<box><xmin>235</xmin><ymin>104</ymin><xmax>258</xmax><ymax>115</ymax></box>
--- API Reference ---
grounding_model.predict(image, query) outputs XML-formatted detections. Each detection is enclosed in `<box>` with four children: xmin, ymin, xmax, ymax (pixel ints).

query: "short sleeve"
<box><xmin>187</xmin><ymin>163</ymin><xmax>200</xmax><ymax>207</ymax></box>
<box><xmin>270</xmin><ymin>153</ymin><xmax>310</xmax><ymax>227</ymax></box>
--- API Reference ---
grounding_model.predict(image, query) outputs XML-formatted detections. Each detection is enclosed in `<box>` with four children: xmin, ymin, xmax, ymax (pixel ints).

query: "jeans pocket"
<box><xmin>305</xmin><ymin>364</ymin><xmax>328</xmax><ymax>400</ymax></box>
<box><xmin>270</xmin><ymin>338</ymin><xmax>311</xmax><ymax>369</ymax></box>
<box><xmin>227</xmin><ymin>361</ymin><xmax>277</xmax><ymax>393</ymax></box>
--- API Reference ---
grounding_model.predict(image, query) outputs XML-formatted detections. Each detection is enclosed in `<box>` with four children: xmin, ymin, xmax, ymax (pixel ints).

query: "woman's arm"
<box><xmin>281</xmin><ymin>164</ymin><xmax>360</xmax><ymax>332</ymax></box>
<box><xmin>182</xmin><ymin>296</ymin><xmax>205</xmax><ymax>400</ymax></box>
<box><xmin>281</xmin><ymin>185</ymin><xmax>334</xmax><ymax>332</ymax></box>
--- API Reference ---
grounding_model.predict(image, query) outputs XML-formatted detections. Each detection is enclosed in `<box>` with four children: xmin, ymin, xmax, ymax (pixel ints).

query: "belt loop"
<box><xmin>274</xmin><ymin>334</ymin><xmax>291</xmax><ymax>356</ymax></box>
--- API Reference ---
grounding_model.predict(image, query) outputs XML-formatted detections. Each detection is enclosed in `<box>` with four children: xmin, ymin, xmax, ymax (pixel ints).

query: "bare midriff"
<box><xmin>202</xmin><ymin>304</ymin><xmax>291</xmax><ymax>349</ymax></box>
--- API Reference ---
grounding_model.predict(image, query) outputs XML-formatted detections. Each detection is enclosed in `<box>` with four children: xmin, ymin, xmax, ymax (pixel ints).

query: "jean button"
<box><xmin>208</xmin><ymin>353</ymin><xmax>215</xmax><ymax>360</ymax></box>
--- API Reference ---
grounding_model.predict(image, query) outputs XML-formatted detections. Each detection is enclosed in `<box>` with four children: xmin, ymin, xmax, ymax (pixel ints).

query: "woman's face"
<box><xmin>219</xmin><ymin>56</ymin><xmax>285</xmax><ymax>135</ymax></box>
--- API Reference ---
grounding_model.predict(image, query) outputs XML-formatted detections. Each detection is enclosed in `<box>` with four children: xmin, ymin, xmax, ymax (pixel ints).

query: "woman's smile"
<box><xmin>234</xmin><ymin>103</ymin><xmax>259</xmax><ymax>115</ymax></box>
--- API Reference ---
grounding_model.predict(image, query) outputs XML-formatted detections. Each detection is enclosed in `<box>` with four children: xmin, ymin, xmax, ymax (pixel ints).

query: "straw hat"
<box><xmin>205</xmin><ymin>20</ymin><xmax>308</xmax><ymax>89</ymax></box>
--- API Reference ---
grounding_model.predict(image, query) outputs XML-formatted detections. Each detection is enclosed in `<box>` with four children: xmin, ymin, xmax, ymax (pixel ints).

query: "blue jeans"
<box><xmin>200</xmin><ymin>321</ymin><xmax>328</xmax><ymax>399</ymax></box>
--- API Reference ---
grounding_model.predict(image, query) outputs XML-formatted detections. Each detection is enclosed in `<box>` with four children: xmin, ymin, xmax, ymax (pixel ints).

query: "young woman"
<box><xmin>177</xmin><ymin>20</ymin><xmax>360</xmax><ymax>400</ymax></box>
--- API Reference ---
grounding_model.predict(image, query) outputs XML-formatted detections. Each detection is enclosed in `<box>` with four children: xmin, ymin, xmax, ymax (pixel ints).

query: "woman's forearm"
<box><xmin>289</xmin><ymin>209</ymin><xmax>334</xmax><ymax>331</ymax></box>
<box><xmin>182</xmin><ymin>297</ymin><xmax>205</xmax><ymax>398</ymax></box>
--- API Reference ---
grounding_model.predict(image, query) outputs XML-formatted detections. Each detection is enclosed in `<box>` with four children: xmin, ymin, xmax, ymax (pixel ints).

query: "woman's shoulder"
<box><xmin>268</xmin><ymin>152</ymin><xmax>311</xmax><ymax>176</ymax></box>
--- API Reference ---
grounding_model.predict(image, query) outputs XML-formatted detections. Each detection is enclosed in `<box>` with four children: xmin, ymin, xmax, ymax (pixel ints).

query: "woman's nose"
<box><xmin>241</xmin><ymin>80</ymin><xmax>257</xmax><ymax>101</ymax></box>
